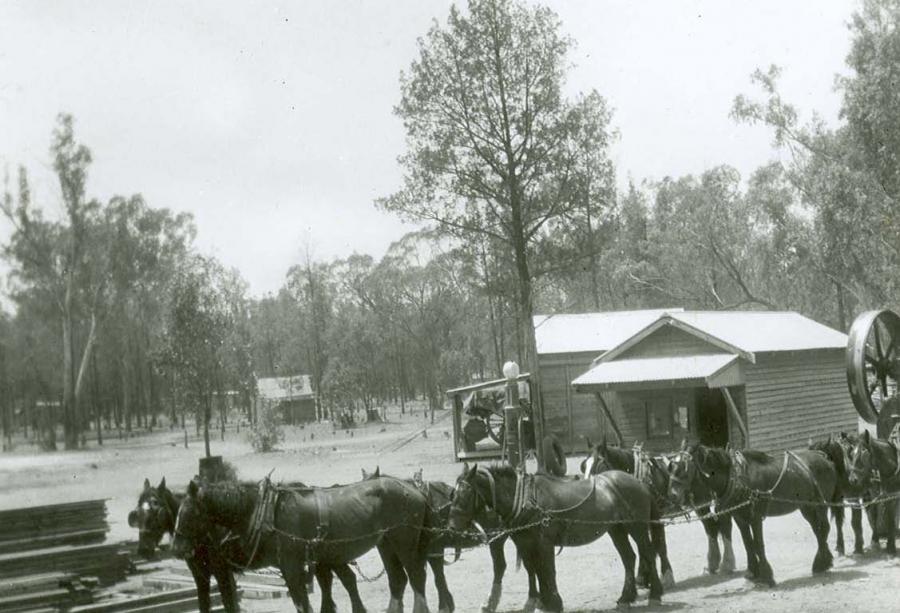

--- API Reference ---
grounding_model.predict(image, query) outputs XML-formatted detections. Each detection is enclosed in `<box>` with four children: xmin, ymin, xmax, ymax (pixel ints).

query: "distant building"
<box><xmin>256</xmin><ymin>375</ymin><xmax>316</xmax><ymax>424</ymax></box>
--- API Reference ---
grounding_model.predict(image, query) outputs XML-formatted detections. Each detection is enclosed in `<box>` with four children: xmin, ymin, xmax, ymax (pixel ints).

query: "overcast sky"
<box><xmin>0</xmin><ymin>1</ymin><xmax>855</xmax><ymax>298</ymax></box>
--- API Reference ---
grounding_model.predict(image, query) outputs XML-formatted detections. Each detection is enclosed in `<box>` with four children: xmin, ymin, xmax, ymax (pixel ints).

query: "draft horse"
<box><xmin>668</xmin><ymin>442</ymin><xmax>837</xmax><ymax>586</ymax></box>
<box><xmin>581</xmin><ymin>438</ymin><xmax>735</xmax><ymax>581</ymax></box>
<box><xmin>172</xmin><ymin>476</ymin><xmax>433</xmax><ymax>613</ymax></box>
<box><xmin>846</xmin><ymin>429</ymin><xmax>900</xmax><ymax>555</ymax></box>
<box><xmin>450</xmin><ymin>463</ymin><xmax>663</xmax><ymax>612</ymax></box>
<box><xmin>809</xmin><ymin>434</ymin><xmax>879</xmax><ymax>555</ymax></box>
<box><xmin>129</xmin><ymin>478</ymin><xmax>366</xmax><ymax>613</ymax></box>
<box><xmin>362</xmin><ymin>467</ymin><xmax>515</xmax><ymax>613</ymax></box>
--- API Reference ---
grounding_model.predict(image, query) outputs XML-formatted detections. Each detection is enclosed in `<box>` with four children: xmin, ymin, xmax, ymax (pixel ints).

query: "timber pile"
<box><xmin>0</xmin><ymin>500</ymin><xmax>109</xmax><ymax>555</ymax></box>
<box><xmin>68</xmin><ymin>585</ymin><xmax>235</xmax><ymax>613</ymax></box>
<box><xmin>0</xmin><ymin>499</ymin><xmax>136</xmax><ymax>611</ymax></box>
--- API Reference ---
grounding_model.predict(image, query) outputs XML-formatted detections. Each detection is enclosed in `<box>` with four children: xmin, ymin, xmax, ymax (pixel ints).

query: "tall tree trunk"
<box><xmin>62</xmin><ymin>300</ymin><xmax>78</xmax><ymax>449</ymax></box>
<box><xmin>92</xmin><ymin>348</ymin><xmax>102</xmax><ymax>445</ymax></box>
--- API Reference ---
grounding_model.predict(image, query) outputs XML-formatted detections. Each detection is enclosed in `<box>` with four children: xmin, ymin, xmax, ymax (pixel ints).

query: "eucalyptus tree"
<box><xmin>381</xmin><ymin>0</ymin><xmax>616</xmax><ymax>452</ymax></box>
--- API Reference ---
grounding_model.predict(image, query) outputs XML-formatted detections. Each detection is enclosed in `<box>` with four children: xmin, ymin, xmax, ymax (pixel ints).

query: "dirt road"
<box><xmin>1</xmin><ymin>411</ymin><xmax>897</xmax><ymax>612</ymax></box>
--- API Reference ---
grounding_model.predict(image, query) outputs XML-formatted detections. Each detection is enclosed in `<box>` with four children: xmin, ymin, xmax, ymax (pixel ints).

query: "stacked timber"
<box><xmin>68</xmin><ymin>585</ymin><xmax>236</xmax><ymax>613</ymax></box>
<box><xmin>0</xmin><ymin>499</ymin><xmax>134</xmax><ymax>611</ymax></box>
<box><xmin>0</xmin><ymin>500</ymin><xmax>109</xmax><ymax>554</ymax></box>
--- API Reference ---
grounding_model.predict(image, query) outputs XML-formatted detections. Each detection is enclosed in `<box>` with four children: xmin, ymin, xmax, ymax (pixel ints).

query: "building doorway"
<box><xmin>695</xmin><ymin>388</ymin><xmax>728</xmax><ymax>447</ymax></box>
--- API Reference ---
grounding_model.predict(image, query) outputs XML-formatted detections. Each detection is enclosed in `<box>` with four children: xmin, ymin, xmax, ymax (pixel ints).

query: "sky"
<box><xmin>0</xmin><ymin>1</ymin><xmax>856</xmax><ymax>298</ymax></box>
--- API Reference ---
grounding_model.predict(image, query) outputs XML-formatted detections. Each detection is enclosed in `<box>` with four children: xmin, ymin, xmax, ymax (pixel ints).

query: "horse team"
<box><xmin>129</xmin><ymin>430</ymin><xmax>900</xmax><ymax>613</ymax></box>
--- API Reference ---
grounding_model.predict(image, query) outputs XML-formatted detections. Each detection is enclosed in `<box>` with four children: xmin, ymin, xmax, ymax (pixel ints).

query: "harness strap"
<box><xmin>786</xmin><ymin>451</ymin><xmax>828</xmax><ymax>503</ymax></box>
<box><xmin>762</xmin><ymin>452</ymin><xmax>791</xmax><ymax>496</ymax></box>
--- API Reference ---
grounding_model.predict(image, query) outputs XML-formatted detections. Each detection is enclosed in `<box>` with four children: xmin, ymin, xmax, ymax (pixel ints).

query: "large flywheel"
<box><xmin>846</xmin><ymin>309</ymin><xmax>900</xmax><ymax>424</ymax></box>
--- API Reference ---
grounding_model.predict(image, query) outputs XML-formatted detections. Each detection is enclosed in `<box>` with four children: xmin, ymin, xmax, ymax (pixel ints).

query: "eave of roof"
<box><xmin>572</xmin><ymin>354</ymin><xmax>740</xmax><ymax>391</ymax></box>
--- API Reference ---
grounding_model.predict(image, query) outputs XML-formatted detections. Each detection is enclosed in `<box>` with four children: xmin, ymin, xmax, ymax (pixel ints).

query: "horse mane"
<box><xmin>596</xmin><ymin>443</ymin><xmax>632</xmax><ymax>467</ymax></box>
<box><xmin>200</xmin><ymin>480</ymin><xmax>260</xmax><ymax>523</ymax></box>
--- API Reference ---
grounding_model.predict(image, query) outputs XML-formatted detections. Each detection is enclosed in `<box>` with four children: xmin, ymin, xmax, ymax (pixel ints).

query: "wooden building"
<box><xmin>256</xmin><ymin>375</ymin><xmax>316</xmax><ymax>425</ymax></box>
<box><xmin>565</xmin><ymin>310</ymin><xmax>855</xmax><ymax>453</ymax></box>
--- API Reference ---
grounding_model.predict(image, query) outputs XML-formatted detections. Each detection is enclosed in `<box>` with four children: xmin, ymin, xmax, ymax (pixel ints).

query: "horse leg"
<box><xmin>186</xmin><ymin>554</ymin><xmax>213</xmax><ymax>613</ymax></box>
<box><xmin>608</xmin><ymin>526</ymin><xmax>638</xmax><ymax>607</ymax></box>
<box><xmin>698</xmin><ymin>509</ymin><xmax>722</xmax><ymax>574</ymax></box>
<box><xmin>831</xmin><ymin>504</ymin><xmax>846</xmax><ymax>556</ymax></box>
<box><xmin>517</xmin><ymin>543</ymin><xmax>542</xmax><ymax>613</ymax></box>
<box><xmin>735</xmin><ymin>516</ymin><xmax>758</xmax><ymax>581</ymax></box>
<box><xmin>866</xmin><ymin>502</ymin><xmax>881</xmax><ymax>551</ymax></box>
<box><xmin>629</xmin><ymin>524</ymin><xmax>663</xmax><ymax>604</ymax></box>
<box><xmin>392</xmin><ymin>541</ymin><xmax>430</xmax><ymax>613</ymax></box>
<box><xmin>651</xmin><ymin>523</ymin><xmax>675</xmax><ymax>588</ymax></box>
<box><xmin>209</xmin><ymin>558</ymin><xmax>239</xmax><ymax>613</ymax></box>
<box><xmin>314</xmin><ymin>564</ymin><xmax>337</xmax><ymax>613</ymax></box>
<box><xmin>534</xmin><ymin>540</ymin><xmax>563</xmax><ymax>613</ymax></box>
<box><xmin>280</xmin><ymin>558</ymin><xmax>313</xmax><ymax>613</ymax></box>
<box><xmin>885</xmin><ymin>499</ymin><xmax>897</xmax><ymax>556</ymax></box>
<box><xmin>801</xmin><ymin>506</ymin><xmax>833</xmax><ymax>574</ymax></box>
<box><xmin>481</xmin><ymin>536</ymin><xmax>506</xmax><ymax>613</ymax></box>
<box><xmin>427</xmin><ymin>555</ymin><xmax>454</xmax><ymax>613</ymax></box>
<box><xmin>332</xmin><ymin>563</ymin><xmax>367</xmax><ymax>613</ymax></box>
<box><xmin>718</xmin><ymin>514</ymin><xmax>736</xmax><ymax>573</ymax></box>
<box><xmin>851</xmin><ymin>505</ymin><xmax>865</xmax><ymax>554</ymax></box>
<box><xmin>750</xmin><ymin>515</ymin><xmax>775</xmax><ymax>587</ymax></box>
<box><xmin>378</xmin><ymin>546</ymin><xmax>408</xmax><ymax>613</ymax></box>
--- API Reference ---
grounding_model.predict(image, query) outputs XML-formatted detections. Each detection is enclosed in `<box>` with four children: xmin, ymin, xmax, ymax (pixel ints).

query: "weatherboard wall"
<box><xmin>539</xmin><ymin>351</ymin><xmax>611</xmax><ymax>450</ymax></box>
<box><xmin>743</xmin><ymin>349</ymin><xmax>856</xmax><ymax>452</ymax></box>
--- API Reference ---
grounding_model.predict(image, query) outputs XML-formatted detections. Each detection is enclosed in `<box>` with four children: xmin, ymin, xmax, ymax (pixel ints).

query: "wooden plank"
<box><xmin>722</xmin><ymin>387</ymin><xmax>749</xmax><ymax>447</ymax></box>
<box><xmin>596</xmin><ymin>393</ymin><xmax>623</xmax><ymax>445</ymax></box>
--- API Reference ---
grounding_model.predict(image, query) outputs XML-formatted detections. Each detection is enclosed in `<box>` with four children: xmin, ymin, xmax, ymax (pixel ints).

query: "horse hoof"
<box><xmin>522</xmin><ymin>597</ymin><xmax>539</xmax><ymax>613</ymax></box>
<box><xmin>648</xmin><ymin>598</ymin><xmax>662</xmax><ymax>607</ymax></box>
<box><xmin>615</xmin><ymin>602</ymin><xmax>631</xmax><ymax>610</ymax></box>
<box><xmin>662</xmin><ymin>569</ymin><xmax>675</xmax><ymax>588</ymax></box>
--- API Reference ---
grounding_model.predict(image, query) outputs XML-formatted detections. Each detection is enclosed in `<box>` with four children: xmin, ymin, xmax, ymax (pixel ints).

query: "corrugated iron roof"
<box><xmin>533</xmin><ymin>308</ymin><xmax>684</xmax><ymax>355</ymax></box>
<box><xmin>668</xmin><ymin>311</ymin><xmax>847</xmax><ymax>353</ymax></box>
<box><xmin>257</xmin><ymin>375</ymin><xmax>315</xmax><ymax>400</ymax></box>
<box><xmin>572</xmin><ymin>354</ymin><xmax>738</xmax><ymax>388</ymax></box>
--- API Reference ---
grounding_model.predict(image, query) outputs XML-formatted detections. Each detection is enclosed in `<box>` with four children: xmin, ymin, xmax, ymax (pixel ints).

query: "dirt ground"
<box><xmin>1</xmin><ymin>408</ymin><xmax>898</xmax><ymax>613</ymax></box>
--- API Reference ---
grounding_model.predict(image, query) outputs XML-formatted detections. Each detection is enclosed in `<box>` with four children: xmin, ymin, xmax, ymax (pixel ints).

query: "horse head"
<box><xmin>847</xmin><ymin>430</ymin><xmax>876</xmax><ymax>490</ymax></box>
<box><xmin>667</xmin><ymin>440</ymin><xmax>704</xmax><ymax>506</ymax></box>
<box><xmin>128</xmin><ymin>477</ymin><xmax>178</xmax><ymax>558</ymax></box>
<box><xmin>449</xmin><ymin>463</ymin><xmax>496</xmax><ymax>532</ymax></box>
<box><xmin>172</xmin><ymin>479</ymin><xmax>212</xmax><ymax>560</ymax></box>
<box><xmin>580</xmin><ymin>435</ymin><xmax>614</xmax><ymax>478</ymax></box>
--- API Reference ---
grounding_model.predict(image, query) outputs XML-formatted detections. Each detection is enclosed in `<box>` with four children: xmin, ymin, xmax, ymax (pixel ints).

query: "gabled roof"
<box><xmin>533</xmin><ymin>308</ymin><xmax>684</xmax><ymax>355</ymax></box>
<box><xmin>257</xmin><ymin>375</ymin><xmax>315</xmax><ymax>400</ymax></box>
<box><xmin>573</xmin><ymin>354</ymin><xmax>739</xmax><ymax>389</ymax></box>
<box><xmin>595</xmin><ymin>311</ymin><xmax>847</xmax><ymax>366</ymax></box>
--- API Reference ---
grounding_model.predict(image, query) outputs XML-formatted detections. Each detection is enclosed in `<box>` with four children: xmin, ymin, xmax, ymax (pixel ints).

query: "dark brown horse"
<box><xmin>129</xmin><ymin>478</ymin><xmax>366</xmax><ymax>613</ymax></box>
<box><xmin>449</xmin><ymin>463</ymin><xmax>663</xmax><ymax>612</ymax></box>
<box><xmin>846</xmin><ymin>429</ymin><xmax>900</xmax><ymax>555</ymax></box>
<box><xmin>809</xmin><ymin>434</ymin><xmax>880</xmax><ymax>555</ymax></box>
<box><xmin>361</xmin><ymin>467</ymin><xmax>515</xmax><ymax>613</ymax></box>
<box><xmin>580</xmin><ymin>439</ymin><xmax>736</xmax><ymax>582</ymax></box>
<box><xmin>667</xmin><ymin>443</ymin><xmax>837</xmax><ymax>586</ymax></box>
<box><xmin>172</xmin><ymin>476</ymin><xmax>433</xmax><ymax>613</ymax></box>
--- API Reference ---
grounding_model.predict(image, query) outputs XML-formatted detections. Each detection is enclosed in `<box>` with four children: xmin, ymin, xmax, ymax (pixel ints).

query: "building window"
<box><xmin>647</xmin><ymin>401</ymin><xmax>672</xmax><ymax>437</ymax></box>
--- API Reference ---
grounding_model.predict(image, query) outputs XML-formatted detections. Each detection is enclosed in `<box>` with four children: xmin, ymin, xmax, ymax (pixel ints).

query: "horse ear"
<box><xmin>158</xmin><ymin>477</ymin><xmax>167</xmax><ymax>491</ymax></box>
<box><xmin>360</xmin><ymin>468</ymin><xmax>367</xmax><ymax>479</ymax></box>
<box><xmin>374</xmin><ymin>466</ymin><xmax>380</xmax><ymax>478</ymax></box>
<box><xmin>143</xmin><ymin>478</ymin><xmax>151</xmax><ymax>493</ymax></box>
<box><xmin>188</xmin><ymin>480</ymin><xmax>199</xmax><ymax>498</ymax></box>
<box><xmin>467</xmin><ymin>463</ymin><xmax>478</xmax><ymax>479</ymax></box>
<box><xmin>861</xmin><ymin>430</ymin><xmax>870</xmax><ymax>444</ymax></box>
<box><xmin>461</xmin><ymin>462</ymin><xmax>469</xmax><ymax>475</ymax></box>
<box><xmin>586</xmin><ymin>437</ymin><xmax>593</xmax><ymax>451</ymax></box>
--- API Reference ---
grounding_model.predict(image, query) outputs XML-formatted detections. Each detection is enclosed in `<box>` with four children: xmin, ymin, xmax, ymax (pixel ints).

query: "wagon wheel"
<box><xmin>846</xmin><ymin>309</ymin><xmax>900</xmax><ymax>424</ymax></box>
<box><xmin>485</xmin><ymin>409</ymin><xmax>505</xmax><ymax>445</ymax></box>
